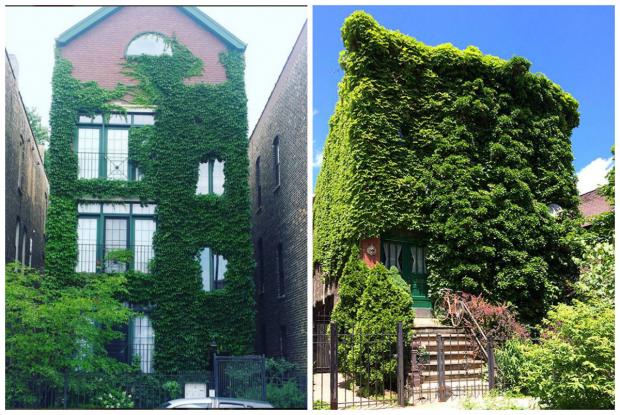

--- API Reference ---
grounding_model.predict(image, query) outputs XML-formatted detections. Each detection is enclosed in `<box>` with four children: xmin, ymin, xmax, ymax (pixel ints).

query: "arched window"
<box><xmin>126</xmin><ymin>33</ymin><xmax>171</xmax><ymax>57</ymax></box>
<box><xmin>198</xmin><ymin>247</ymin><xmax>227</xmax><ymax>291</ymax></box>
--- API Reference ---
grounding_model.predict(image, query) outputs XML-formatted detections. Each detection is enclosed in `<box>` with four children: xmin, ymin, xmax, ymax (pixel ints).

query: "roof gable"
<box><xmin>56</xmin><ymin>6</ymin><xmax>246</xmax><ymax>51</ymax></box>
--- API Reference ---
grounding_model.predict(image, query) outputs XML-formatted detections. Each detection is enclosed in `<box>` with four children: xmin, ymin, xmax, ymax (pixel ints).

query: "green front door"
<box><xmin>381</xmin><ymin>240</ymin><xmax>432</xmax><ymax>308</ymax></box>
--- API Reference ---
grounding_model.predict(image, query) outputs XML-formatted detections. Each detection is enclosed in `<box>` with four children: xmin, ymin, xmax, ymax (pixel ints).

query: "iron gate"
<box><xmin>213</xmin><ymin>355</ymin><xmax>266</xmax><ymax>401</ymax></box>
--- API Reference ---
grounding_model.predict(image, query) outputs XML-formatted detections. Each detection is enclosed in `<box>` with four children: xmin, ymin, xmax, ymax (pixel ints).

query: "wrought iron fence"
<box><xmin>312</xmin><ymin>321</ymin><xmax>498</xmax><ymax>409</ymax></box>
<box><xmin>214</xmin><ymin>355</ymin><xmax>266</xmax><ymax>402</ymax></box>
<box><xmin>6</xmin><ymin>371</ymin><xmax>213</xmax><ymax>409</ymax></box>
<box><xmin>76</xmin><ymin>244</ymin><xmax>154</xmax><ymax>274</ymax></box>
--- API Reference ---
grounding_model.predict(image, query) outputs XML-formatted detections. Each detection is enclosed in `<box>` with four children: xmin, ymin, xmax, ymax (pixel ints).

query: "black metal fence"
<box><xmin>313</xmin><ymin>321</ymin><xmax>497</xmax><ymax>409</ymax></box>
<box><xmin>7</xmin><ymin>371</ymin><xmax>213</xmax><ymax>409</ymax></box>
<box><xmin>214</xmin><ymin>355</ymin><xmax>266</xmax><ymax>402</ymax></box>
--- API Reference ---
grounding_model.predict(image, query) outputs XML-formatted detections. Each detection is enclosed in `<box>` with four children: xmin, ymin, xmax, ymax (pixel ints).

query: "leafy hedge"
<box><xmin>331</xmin><ymin>261</ymin><xmax>414</xmax><ymax>395</ymax></box>
<box><xmin>496</xmin><ymin>300</ymin><xmax>614</xmax><ymax>409</ymax></box>
<box><xmin>46</xmin><ymin>37</ymin><xmax>254</xmax><ymax>372</ymax></box>
<box><xmin>313</xmin><ymin>11</ymin><xmax>582</xmax><ymax>324</ymax></box>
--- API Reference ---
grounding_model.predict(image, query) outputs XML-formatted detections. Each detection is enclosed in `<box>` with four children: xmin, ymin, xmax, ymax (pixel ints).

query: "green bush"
<box><xmin>496</xmin><ymin>300</ymin><xmax>614</xmax><ymax>409</ymax></box>
<box><xmin>574</xmin><ymin>241</ymin><xmax>614</xmax><ymax>306</ymax></box>
<box><xmin>5</xmin><ymin>263</ymin><xmax>134</xmax><ymax>408</ymax></box>
<box><xmin>265</xmin><ymin>358</ymin><xmax>306</xmax><ymax>408</ymax></box>
<box><xmin>331</xmin><ymin>262</ymin><xmax>414</xmax><ymax>396</ymax></box>
<box><xmin>95</xmin><ymin>389</ymin><xmax>134</xmax><ymax>409</ymax></box>
<box><xmin>266</xmin><ymin>380</ymin><xmax>305</xmax><ymax>409</ymax></box>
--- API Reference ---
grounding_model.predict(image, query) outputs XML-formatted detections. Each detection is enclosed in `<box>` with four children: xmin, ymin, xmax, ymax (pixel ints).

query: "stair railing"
<box><xmin>451</xmin><ymin>291</ymin><xmax>503</xmax><ymax>380</ymax></box>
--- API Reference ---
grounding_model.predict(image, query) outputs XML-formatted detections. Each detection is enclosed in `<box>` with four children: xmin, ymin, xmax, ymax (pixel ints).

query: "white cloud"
<box><xmin>312</xmin><ymin>151</ymin><xmax>323</xmax><ymax>169</ymax></box>
<box><xmin>576</xmin><ymin>157</ymin><xmax>613</xmax><ymax>194</ymax></box>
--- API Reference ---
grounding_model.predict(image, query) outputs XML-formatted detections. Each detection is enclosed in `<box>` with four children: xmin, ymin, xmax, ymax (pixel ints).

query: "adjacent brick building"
<box><xmin>579</xmin><ymin>188</ymin><xmax>613</xmax><ymax>223</ymax></box>
<box><xmin>249</xmin><ymin>23</ymin><xmax>307</xmax><ymax>372</ymax></box>
<box><xmin>5</xmin><ymin>50</ymin><xmax>49</xmax><ymax>269</ymax></box>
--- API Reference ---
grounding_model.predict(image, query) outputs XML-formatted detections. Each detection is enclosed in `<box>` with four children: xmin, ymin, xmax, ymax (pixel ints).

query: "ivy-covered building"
<box><xmin>48</xmin><ymin>6</ymin><xmax>254</xmax><ymax>373</ymax></box>
<box><xmin>314</xmin><ymin>12</ymin><xmax>582</xmax><ymax>324</ymax></box>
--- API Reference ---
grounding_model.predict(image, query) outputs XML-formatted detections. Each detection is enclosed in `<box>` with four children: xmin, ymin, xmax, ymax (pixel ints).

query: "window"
<box><xmin>255</xmin><ymin>157</ymin><xmax>262</xmax><ymax>208</ymax></box>
<box><xmin>77</xmin><ymin>113</ymin><xmax>152</xmax><ymax>180</ymax></box>
<box><xmin>279</xmin><ymin>326</ymin><xmax>287</xmax><ymax>358</ymax></box>
<box><xmin>273</xmin><ymin>136</ymin><xmax>281</xmax><ymax>188</ymax></box>
<box><xmin>126</xmin><ymin>33</ymin><xmax>171</xmax><ymax>57</ymax></box>
<box><xmin>131</xmin><ymin>315</ymin><xmax>154</xmax><ymax>373</ymax></box>
<box><xmin>78</xmin><ymin>128</ymin><xmax>100</xmax><ymax>179</ymax></box>
<box><xmin>257</xmin><ymin>238</ymin><xmax>264</xmax><ymax>294</ymax></box>
<box><xmin>28</xmin><ymin>238</ymin><xmax>33</xmax><ymax>267</ymax></box>
<box><xmin>21</xmin><ymin>227</ymin><xmax>27</xmax><ymax>267</ymax></box>
<box><xmin>17</xmin><ymin>135</ymin><xmax>24</xmax><ymax>190</ymax></box>
<box><xmin>134</xmin><ymin>219</ymin><xmax>156</xmax><ymax>273</ymax></box>
<box><xmin>261</xmin><ymin>324</ymin><xmax>266</xmax><ymax>355</ymax></box>
<box><xmin>199</xmin><ymin>248</ymin><xmax>228</xmax><ymax>292</ymax></box>
<box><xmin>15</xmin><ymin>220</ymin><xmax>20</xmax><ymax>263</ymax></box>
<box><xmin>77</xmin><ymin>217</ymin><xmax>98</xmax><ymax>272</ymax></box>
<box><xmin>381</xmin><ymin>241</ymin><xmax>403</xmax><ymax>272</ymax></box>
<box><xmin>277</xmin><ymin>243</ymin><xmax>284</xmax><ymax>297</ymax></box>
<box><xmin>105</xmin><ymin>218</ymin><xmax>128</xmax><ymax>273</ymax></box>
<box><xmin>76</xmin><ymin>203</ymin><xmax>156</xmax><ymax>273</ymax></box>
<box><xmin>196</xmin><ymin>160</ymin><xmax>225</xmax><ymax>196</ymax></box>
<box><xmin>106</xmin><ymin>129</ymin><xmax>129</xmax><ymax>180</ymax></box>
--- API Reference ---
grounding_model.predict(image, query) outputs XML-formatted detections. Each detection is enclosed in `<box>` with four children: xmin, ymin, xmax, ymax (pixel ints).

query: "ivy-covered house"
<box><xmin>47</xmin><ymin>6</ymin><xmax>254</xmax><ymax>373</ymax></box>
<box><xmin>314</xmin><ymin>12</ymin><xmax>582</xmax><ymax>324</ymax></box>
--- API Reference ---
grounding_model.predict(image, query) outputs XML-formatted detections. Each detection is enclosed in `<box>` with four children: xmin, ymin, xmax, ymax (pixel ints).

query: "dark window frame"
<box><xmin>273</xmin><ymin>136</ymin><xmax>281</xmax><ymax>190</ymax></box>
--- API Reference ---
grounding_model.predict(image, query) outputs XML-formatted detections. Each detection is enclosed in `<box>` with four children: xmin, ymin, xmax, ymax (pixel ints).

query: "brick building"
<box><xmin>579</xmin><ymin>188</ymin><xmax>613</xmax><ymax>224</ymax></box>
<box><xmin>5</xmin><ymin>50</ymin><xmax>49</xmax><ymax>269</ymax></box>
<box><xmin>248</xmin><ymin>23</ymin><xmax>307</xmax><ymax>371</ymax></box>
<box><xmin>48</xmin><ymin>6</ymin><xmax>254</xmax><ymax>373</ymax></box>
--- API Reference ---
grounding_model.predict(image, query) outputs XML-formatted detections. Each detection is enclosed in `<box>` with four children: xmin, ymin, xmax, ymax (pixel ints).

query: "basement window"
<box><xmin>126</xmin><ymin>33</ymin><xmax>171</xmax><ymax>57</ymax></box>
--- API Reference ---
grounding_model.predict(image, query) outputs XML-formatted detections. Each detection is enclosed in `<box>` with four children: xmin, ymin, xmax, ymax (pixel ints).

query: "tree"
<box><xmin>26</xmin><ymin>106</ymin><xmax>50</xmax><ymax>145</ymax></box>
<box><xmin>5</xmin><ymin>263</ymin><xmax>134</xmax><ymax>407</ymax></box>
<box><xmin>331</xmin><ymin>262</ymin><xmax>415</xmax><ymax>395</ymax></box>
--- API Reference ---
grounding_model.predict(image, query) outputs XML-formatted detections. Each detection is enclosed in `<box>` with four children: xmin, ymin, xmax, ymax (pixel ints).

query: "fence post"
<box><xmin>487</xmin><ymin>336</ymin><xmax>495</xmax><ymax>390</ymax></box>
<box><xmin>63</xmin><ymin>369</ymin><xmax>69</xmax><ymax>409</ymax></box>
<box><xmin>329</xmin><ymin>323</ymin><xmax>338</xmax><ymax>410</ymax></box>
<box><xmin>436</xmin><ymin>335</ymin><xmax>447</xmax><ymax>402</ymax></box>
<box><xmin>261</xmin><ymin>355</ymin><xmax>267</xmax><ymax>402</ymax></box>
<box><xmin>397</xmin><ymin>322</ymin><xmax>405</xmax><ymax>407</ymax></box>
<box><xmin>213</xmin><ymin>354</ymin><xmax>219</xmax><ymax>397</ymax></box>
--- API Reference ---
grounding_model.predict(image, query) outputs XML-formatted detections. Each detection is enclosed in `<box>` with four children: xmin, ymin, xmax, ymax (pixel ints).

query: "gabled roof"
<box><xmin>579</xmin><ymin>187</ymin><xmax>613</xmax><ymax>219</ymax></box>
<box><xmin>55</xmin><ymin>6</ymin><xmax>246</xmax><ymax>51</ymax></box>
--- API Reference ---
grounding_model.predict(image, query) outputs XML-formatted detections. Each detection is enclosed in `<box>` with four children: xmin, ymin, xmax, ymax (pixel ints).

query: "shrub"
<box><xmin>574</xmin><ymin>241</ymin><xmax>614</xmax><ymax>306</ymax></box>
<box><xmin>265</xmin><ymin>358</ymin><xmax>305</xmax><ymax>409</ymax></box>
<box><xmin>496</xmin><ymin>300</ymin><xmax>614</xmax><ymax>409</ymax></box>
<box><xmin>331</xmin><ymin>262</ymin><xmax>414</xmax><ymax>396</ymax></box>
<box><xmin>461</xmin><ymin>293</ymin><xmax>529</xmax><ymax>343</ymax></box>
<box><xmin>5</xmin><ymin>263</ymin><xmax>133</xmax><ymax>408</ymax></box>
<box><xmin>266</xmin><ymin>380</ymin><xmax>305</xmax><ymax>409</ymax></box>
<box><xmin>95</xmin><ymin>389</ymin><xmax>134</xmax><ymax>409</ymax></box>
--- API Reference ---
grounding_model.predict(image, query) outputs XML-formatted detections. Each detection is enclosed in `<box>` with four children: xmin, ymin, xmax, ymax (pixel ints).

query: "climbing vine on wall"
<box><xmin>46</xmin><ymin>37</ymin><xmax>254</xmax><ymax>372</ymax></box>
<box><xmin>313</xmin><ymin>12</ymin><xmax>582</xmax><ymax>324</ymax></box>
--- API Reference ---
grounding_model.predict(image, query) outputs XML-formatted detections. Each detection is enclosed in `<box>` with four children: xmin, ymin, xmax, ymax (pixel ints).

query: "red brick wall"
<box><xmin>360</xmin><ymin>237</ymin><xmax>381</xmax><ymax>268</ymax></box>
<box><xmin>60</xmin><ymin>7</ymin><xmax>230</xmax><ymax>90</ymax></box>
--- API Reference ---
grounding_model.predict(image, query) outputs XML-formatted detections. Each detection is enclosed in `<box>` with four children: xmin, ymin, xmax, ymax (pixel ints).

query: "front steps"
<box><xmin>409</xmin><ymin>325</ymin><xmax>488</xmax><ymax>403</ymax></box>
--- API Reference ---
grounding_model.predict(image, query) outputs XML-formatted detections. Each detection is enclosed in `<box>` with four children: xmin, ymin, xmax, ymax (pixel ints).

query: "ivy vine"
<box><xmin>314</xmin><ymin>12</ymin><xmax>583</xmax><ymax>324</ymax></box>
<box><xmin>46</xmin><ymin>37</ymin><xmax>254</xmax><ymax>372</ymax></box>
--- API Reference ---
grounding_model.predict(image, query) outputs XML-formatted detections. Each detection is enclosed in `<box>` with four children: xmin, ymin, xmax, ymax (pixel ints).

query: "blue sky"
<box><xmin>313</xmin><ymin>6</ymin><xmax>614</xmax><ymax>194</ymax></box>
